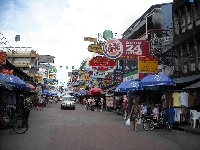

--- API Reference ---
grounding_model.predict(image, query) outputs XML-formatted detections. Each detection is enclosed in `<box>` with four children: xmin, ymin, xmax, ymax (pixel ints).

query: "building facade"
<box><xmin>121</xmin><ymin>3</ymin><xmax>173</xmax><ymax>75</ymax></box>
<box><xmin>172</xmin><ymin>0</ymin><xmax>200</xmax><ymax>76</ymax></box>
<box><xmin>6</xmin><ymin>50</ymin><xmax>38</xmax><ymax>78</ymax></box>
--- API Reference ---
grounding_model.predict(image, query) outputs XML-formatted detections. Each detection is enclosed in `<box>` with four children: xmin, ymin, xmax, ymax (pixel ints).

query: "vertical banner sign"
<box><xmin>113</xmin><ymin>69</ymin><xmax>124</xmax><ymax>84</ymax></box>
<box><xmin>138</xmin><ymin>57</ymin><xmax>158</xmax><ymax>73</ymax></box>
<box><xmin>15</xmin><ymin>35</ymin><xmax>20</xmax><ymax>41</ymax></box>
<box><xmin>0</xmin><ymin>52</ymin><xmax>6</xmax><ymax>65</ymax></box>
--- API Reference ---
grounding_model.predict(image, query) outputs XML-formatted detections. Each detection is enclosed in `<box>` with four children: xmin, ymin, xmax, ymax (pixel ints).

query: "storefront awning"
<box><xmin>173</xmin><ymin>74</ymin><xmax>200</xmax><ymax>84</ymax></box>
<box><xmin>183</xmin><ymin>81</ymin><xmax>200</xmax><ymax>89</ymax></box>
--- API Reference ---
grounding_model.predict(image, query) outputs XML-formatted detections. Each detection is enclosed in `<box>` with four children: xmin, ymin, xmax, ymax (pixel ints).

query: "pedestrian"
<box><xmin>35</xmin><ymin>95</ymin><xmax>40</xmax><ymax>110</ymax></box>
<box><xmin>87</xmin><ymin>98</ymin><xmax>91</xmax><ymax>111</ymax></box>
<box><xmin>128</xmin><ymin>100</ymin><xmax>142</xmax><ymax>132</ymax></box>
<box><xmin>39</xmin><ymin>96</ymin><xmax>44</xmax><ymax>110</ymax></box>
<box><xmin>100</xmin><ymin>97</ymin><xmax>104</xmax><ymax>111</ymax></box>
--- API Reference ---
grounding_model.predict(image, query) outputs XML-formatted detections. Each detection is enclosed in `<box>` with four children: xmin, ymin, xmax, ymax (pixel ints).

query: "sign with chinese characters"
<box><xmin>84</xmin><ymin>37</ymin><xmax>97</xmax><ymax>42</ymax></box>
<box><xmin>103</xmin><ymin>39</ymin><xmax>150</xmax><ymax>60</ymax></box>
<box><xmin>0</xmin><ymin>52</ymin><xmax>6</xmax><ymax>65</ymax></box>
<box><xmin>15</xmin><ymin>35</ymin><xmax>20</xmax><ymax>41</ymax></box>
<box><xmin>88</xmin><ymin>43</ymin><xmax>103</xmax><ymax>54</ymax></box>
<box><xmin>84</xmin><ymin>74</ymin><xmax>90</xmax><ymax>81</ymax></box>
<box><xmin>38</xmin><ymin>55</ymin><xmax>55</xmax><ymax>63</ymax></box>
<box><xmin>138</xmin><ymin>57</ymin><xmax>158</xmax><ymax>73</ymax></box>
<box><xmin>89</xmin><ymin>56</ymin><xmax>116</xmax><ymax>71</ymax></box>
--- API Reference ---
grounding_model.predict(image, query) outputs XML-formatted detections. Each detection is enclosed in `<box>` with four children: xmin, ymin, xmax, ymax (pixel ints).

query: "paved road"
<box><xmin>0</xmin><ymin>102</ymin><xmax>199</xmax><ymax>150</ymax></box>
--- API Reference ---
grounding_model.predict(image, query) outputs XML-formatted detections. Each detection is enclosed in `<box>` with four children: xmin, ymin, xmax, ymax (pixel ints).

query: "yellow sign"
<box><xmin>138</xmin><ymin>57</ymin><xmax>158</xmax><ymax>73</ymax></box>
<box><xmin>84</xmin><ymin>74</ymin><xmax>90</xmax><ymax>81</ymax></box>
<box><xmin>84</xmin><ymin>37</ymin><xmax>97</xmax><ymax>42</ymax></box>
<box><xmin>88</xmin><ymin>43</ymin><xmax>103</xmax><ymax>54</ymax></box>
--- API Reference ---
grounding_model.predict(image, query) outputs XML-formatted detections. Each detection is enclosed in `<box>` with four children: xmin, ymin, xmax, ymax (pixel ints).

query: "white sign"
<box><xmin>123</xmin><ymin>73</ymin><xmax>139</xmax><ymax>82</ymax></box>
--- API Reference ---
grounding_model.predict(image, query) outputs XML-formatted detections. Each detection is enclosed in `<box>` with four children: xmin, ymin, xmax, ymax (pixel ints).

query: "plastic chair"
<box><xmin>189</xmin><ymin>110</ymin><xmax>197</xmax><ymax>124</ymax></box>
<box><xmin>191</xmin><ymin>111</ymin><xmax>200</xmax><ymax>128</ymax></box>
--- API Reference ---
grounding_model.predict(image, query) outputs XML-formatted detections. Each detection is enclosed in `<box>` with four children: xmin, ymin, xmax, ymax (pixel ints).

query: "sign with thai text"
<box><xmin>89</xmin><ymin>56</ymin><xmax>115</xmax><ymax>71</ymax></box>
<box><xmin>138</xmin><ymin>57</ymin><xmax>158</xmax><ymax>73</ymax></box>
<box><xmin>88</xmin><ymin>43</ymin><xmax>103</xmax><ymax>54</ymax></box>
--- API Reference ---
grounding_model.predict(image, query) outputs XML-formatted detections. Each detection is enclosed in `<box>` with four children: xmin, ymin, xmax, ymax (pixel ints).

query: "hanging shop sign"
<box><xmin>84</xmin><ymin>74</ymin><xmax>90</xmax><ymax>81</ymax></box>
<box><xmin>103</xmin><ymin>30</ymin><xmax>113</xmax><ymax>40</ymax></box>
<box><xmin>88</xmin><ymin>43</ymin><xmax>103</xmax><ymax>54</ymax></box>
<box><xmin>103</xmin><ymin>78</ymin><xmax>112</xmax><ymax>85</ymax></box>
<box><xmin>84</xmin><ymin>37</ymin><xmax>98</xmax><ymax>42</ymax></box>
<box><xmin>103</xmin><ymin>39</ymin><xmax>150</xmax><ymax>60</ymax></box>
<box><xmin>138</xmin><ymin>57</ymin><xmax>158</xmax><ymax>73</ymax></box>
<box><xmin>113</xmin><ymin>69</ymin><xmax>124</xmax><ymax>84</ymax></box>
<box><xmin>49</xmin><ymin>67</ymin><xmax>57</xmax><ymax>74</ymax></box>
<box><xmin>0</xmin><ymin>52</ymin><xmax>6</xmax><ymax>65</ymax></box>
<box><xmin>0</xmin><ymin>69</ymin><xmax>14</xmax><ymax>75</ymax></box>
<box><xmin>123</xmin><ymin>70</ymin><xmax>139</xmax><ymax>82</ymax></box>
<box><xmin>89</xmin><ymin>56</ymin><xmax>116</xmax><ymax>71</ymax></box>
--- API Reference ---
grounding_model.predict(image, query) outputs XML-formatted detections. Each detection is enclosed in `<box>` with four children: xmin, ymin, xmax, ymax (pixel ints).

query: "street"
<box><xmin>0</xmin><ymin>102</ymin><xmax>199</xmax><ymax>150</ymax></box>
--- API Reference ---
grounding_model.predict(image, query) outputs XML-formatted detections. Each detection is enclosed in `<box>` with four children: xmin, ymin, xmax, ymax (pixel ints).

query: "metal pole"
<box><xmin>146</xmin><ymin>16</ymin><xmax>148</xmax><ymax>39</ymax></box>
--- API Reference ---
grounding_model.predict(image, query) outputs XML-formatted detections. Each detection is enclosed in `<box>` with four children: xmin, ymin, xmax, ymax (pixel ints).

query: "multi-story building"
<box><xmin>6</xmin><ymin>50</ymin><xmax>38</xmax><ymax>78</ymax></box>
<box><xmin>121</xmin><ymin>2</ymin><xmax>173</xmax><ymax>76</ymax></box>
<box><xmin>173</xmin><ymin>0</ymin><xmax>200</xmax><ymax>74</ymax></box>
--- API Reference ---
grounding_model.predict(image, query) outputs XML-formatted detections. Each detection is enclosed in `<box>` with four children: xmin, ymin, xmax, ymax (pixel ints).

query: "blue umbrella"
<box><xmin>80</xmin><ymin>90</ymin><xmax>87</xmax><ymax>95</ymax></box>
<box><xmin>0</xmin><ymin>73</ymin><xmax>29</xmax><ymax>90</ymax></box>
<box><xmin>42</xmin><ymin>90</ymin><xmax>50</xmax><ymax>95</ymax></box>
<box><xmin>140</xmin><ymin>74</ymin><xmax>176</xmax><ymax>87</ymax></box>
<box><xmin>115</xmin><ymin>80</ymin><xmax>142</xmax><ymax>92</ymax></box>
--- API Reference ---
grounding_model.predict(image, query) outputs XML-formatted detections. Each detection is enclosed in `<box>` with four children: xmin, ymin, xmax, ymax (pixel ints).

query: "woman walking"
<box><xmin>128</xmin><ymin>100</ymin><xmax>142</xmax><ymax>132</ymax></box>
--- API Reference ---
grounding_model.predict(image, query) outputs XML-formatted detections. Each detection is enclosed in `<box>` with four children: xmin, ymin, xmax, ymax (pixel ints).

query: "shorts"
<box><xmin>40</xmin><ymin>103</ymin><xmax>44</xmax><ymax>108</ymax></box>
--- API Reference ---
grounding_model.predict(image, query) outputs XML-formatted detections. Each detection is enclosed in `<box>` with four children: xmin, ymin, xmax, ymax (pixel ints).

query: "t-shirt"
<box><xmin>180</xmin><ymin>92</ymin><xmax>188</xmax><ymax>107</ymax></box>
<box><xmin>188</xmin><ymin>93</ymin><xmax>195</xmax><ymax>107</ymax></box>
<box><xmin>174</xmin><ymin>108</ymin><xmax>181</xmax><ymax>122</ymax></box>
<box><xmin>172</xmin><ymin>92</ymin><xmax>181</xmax><ymax>107</ymax></box>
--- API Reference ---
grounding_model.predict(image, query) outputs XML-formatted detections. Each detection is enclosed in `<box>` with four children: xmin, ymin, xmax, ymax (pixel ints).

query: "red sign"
<box><xmin>0</xmin><ymin>52</ymin><xmax>6</xmax><ymax>65</ymax></box>
<box><xmin>0</xmin><ymin>69</ymin><xmax>14</xmax><ymax>75</ymax></box>
<box><xmin>103</xmin><ymin>39</ymin><xmax>150</xmax><ymax>60</ymax></box>
<box><xmin>89</xmin><ymin>56</ymin><xmax>115</xmax><ymax>71</ymax></box>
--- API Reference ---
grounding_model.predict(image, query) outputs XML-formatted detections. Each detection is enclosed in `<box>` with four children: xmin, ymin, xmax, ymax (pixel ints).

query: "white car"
<box><xmin>61</xmin><ymin>96</ymin><xmax>75</xmax><ymax>110</ymax></box>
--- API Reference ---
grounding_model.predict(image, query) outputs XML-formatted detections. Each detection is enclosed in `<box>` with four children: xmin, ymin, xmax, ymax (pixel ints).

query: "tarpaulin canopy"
<box><xmin>140</xmin><ymin>74</ymin><xmax>176</xmax><ymax>87</ymax></box>
<box><xmin>42</xmin><ymin>90</ymin><xmax>51</xmax><ymax>95</ymax></box>
<box><xmin>89</xmin><ymin>87</ymin><xmax>102</xmax><ymax>95</ymax></box>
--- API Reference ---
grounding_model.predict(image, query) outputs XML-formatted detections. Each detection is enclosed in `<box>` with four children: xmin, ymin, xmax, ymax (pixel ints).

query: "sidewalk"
<box><xmin>173</xmin><ymin>124</ymin><xmax>200</xmax><ymax>135</ymax></box>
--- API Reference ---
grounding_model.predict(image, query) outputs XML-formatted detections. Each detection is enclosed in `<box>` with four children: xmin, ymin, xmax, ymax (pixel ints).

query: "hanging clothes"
<box><xmin>172</xmin><ymin>92</ymin><xmax>181</xmax><ymax>107</ymax></box>
<box><xmin>153</xmin><ymin>107</ymin><xmax>159</xmax><ymax>120</ymax></box>
<box><xmin>180</xmin><ymin>92</ymin><xmax>188</xmax><ymax>107</ymax></box>
<box><xmin>142</xmin><ymin>106</ymin><xmax>147</xmax><ymax>115</ymax></box>
<box><xmin>174</xmin><ymin>108</ymin><xmax>181</xmax><ymax>122</ymax></box>
<box><xmin>166</xmin><ymin>108</ymin><xmax>175</xmax><ymax>123</ymax></box>
<box><xmin>165</xmin><ymin>93</ymin><xmax>173</xmax><ymax>108</ymax></box>
<box><xmin>188</xmin><ymin>93</ymin><xmax>195</xmax><ymax>107</ymax></box>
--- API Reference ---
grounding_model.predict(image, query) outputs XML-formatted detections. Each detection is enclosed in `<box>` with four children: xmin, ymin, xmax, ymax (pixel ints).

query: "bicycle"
<box><xmin>0</xmin><ymin>110</ymin><xmax>28</xmax><ymax>134</ymax></box>
<box><xmin>142</xmin><ymin>112</ymin><xmax>171</xmax><ymax>131</ymax></box>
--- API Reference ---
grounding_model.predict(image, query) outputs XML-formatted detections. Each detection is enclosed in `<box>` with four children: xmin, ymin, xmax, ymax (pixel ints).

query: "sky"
<box><xmin>0</xmin><ymin>0</ymin><xmax>173</xmax><ymax>84</ymax></box>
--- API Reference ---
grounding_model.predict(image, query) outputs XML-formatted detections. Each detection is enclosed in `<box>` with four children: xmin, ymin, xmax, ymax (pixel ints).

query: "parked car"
<box><xmin>61</xmin><ymin>96</ymin><xmax>75</xmax><ymax>110</ymax></box>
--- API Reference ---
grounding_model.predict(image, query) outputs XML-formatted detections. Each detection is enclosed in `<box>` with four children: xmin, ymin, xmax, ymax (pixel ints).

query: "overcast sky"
<box><xmin>0</xmin><ymin>0</ymin><xmax>172</xmax><ymax>84</ymax></box>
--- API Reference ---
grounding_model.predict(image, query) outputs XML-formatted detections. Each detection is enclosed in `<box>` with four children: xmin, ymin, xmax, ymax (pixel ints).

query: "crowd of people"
<box><xmin>81</xmin><ymin>97</ymin><xmax>104</xmax><ymax>111</ymax></box>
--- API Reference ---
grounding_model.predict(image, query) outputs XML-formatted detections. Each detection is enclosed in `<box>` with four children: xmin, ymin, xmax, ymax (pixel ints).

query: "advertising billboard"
<box><xmin>113</xmin><ymin>69</ymin><xmax>124</xmax><ymax>84</ymax></box>
<box><xmin>89</xmin><ymin>56</ymin><xmax>116</xmax><ymax>71</ymax></box>
<box><xmin>103</xmin><ymin>39</ymin><xmax>150</xmax><ymax>60</ymax></box>
<box><xmin>88</xmin><ymin>43</ymin><xmax>103</xmax><ymax>54</ymax></box>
